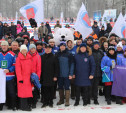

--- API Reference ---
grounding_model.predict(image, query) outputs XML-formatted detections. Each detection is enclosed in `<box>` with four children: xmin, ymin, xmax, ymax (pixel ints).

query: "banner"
<box><xmin>93</xmin><ymin>11</ymin><xmax>101</xmax><ymax>21</ymax></box>
<box><xmin>0</xmin><ymin>69</ymin><xmax>6</xmax><ymax>103</ymax></box>
<box><xmin>20</xmin><ymin>0</ymin><xmax>44</xmax><ymax>23</ymax></box>
<box><xmin>74</xmin><ymin>3</ymin><xmax>93</xmax><ymax>39</ymax></box>
<box><xmin>112</xmin><ymin>65</ymin><xmax>126</xmax><ymax>97</ymax></box>
<box><xmin>110</xmin><ymin>13</ymin><xmax>126</xmax><ymax>38</ymax></box>
<box><xmin>104</xmin><ymin>9</ymin><xmax>116</xmax><ymax>21</ymax></box>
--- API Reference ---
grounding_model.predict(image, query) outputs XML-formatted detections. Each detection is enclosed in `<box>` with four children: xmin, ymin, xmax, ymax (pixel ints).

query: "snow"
<box><xmin>2</xmin><ymin>95</ymin><xmax>126</xmax><ymax>113</ymax></box>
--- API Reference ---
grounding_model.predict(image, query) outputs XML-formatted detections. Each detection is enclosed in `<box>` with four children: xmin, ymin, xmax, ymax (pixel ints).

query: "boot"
<box><xmin>74</xmin><ymin>101</ymin><xmax>79</xmax><ymax>106</ymax></box>
<box><xmin>0</xmin><ymin>104</ymin><xmax>3</xmax><ymax>111</ymax></box>
<box><xmin>107</xmin><ymin>100</ymin><xmax>111</xmax><ymax>105</ymax></box>
<box><xmin>94</xmin><ymin>99</ymin><xmax>99</xmax><ymax>105</ymax></box>
<box><xmin>65</xmin><ymin>90</ymin><xmax>70</xmax><ymax>106</ymax></box>
<box><xmin>116</xmin><ymin>97</ymin><xmax>123</xmax><ymax>105</ymax></box>
<box><xmin>57</xmin><ymin>90</ymin><xmax>64</xmax><ymax>105</ymax></box>
<box><xmin>83</xmin><ymin>100</ymin><xmax>88</xmax><ymax>106</ymax></box>
<box><xmin>99</xmin><ymin>89</ymin><xmax>104</xmax><ymax>96</ymax></box>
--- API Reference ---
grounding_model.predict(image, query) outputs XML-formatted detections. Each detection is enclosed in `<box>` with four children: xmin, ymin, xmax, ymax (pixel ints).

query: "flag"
<box><xmin>111</xmin><ymin>13</ymin><xmax>126</xmax><ymax>38</ymax></box>
<box><xmin>74</xmin><ymin>3</ymin><xmax>93</xmax><ymax>39</ymax></box>
<box><xmin>60</xmin><ymin>12</ymin><xmax>64</xmax><ymax>28</ymax></box>
<box><xmin>112</xmin><ymin>65</ymin><xmax>126</xmax><ymax>97</ymax></box>
<box><xmin>102</xmin><ymin>12</ymin><xmax>107</xmax><ymax>30</ymax></box>
<box><xmin>124</xmin><ymin>14</ymin><xmax>126</xmax><ymax>22</ymax></box>
<box><xmin>15</xmin><ymin>12</ymin><xmax>18</xmax><ymax>25</ymax></box>
<box><xmin>20</xmin><ymin>0</ymin><xmax>44</xmax><ymax>23</ymax></box>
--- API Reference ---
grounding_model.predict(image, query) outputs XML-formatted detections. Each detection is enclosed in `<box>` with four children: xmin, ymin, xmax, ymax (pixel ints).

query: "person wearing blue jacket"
<box><xmin>67</xmin><ymin>40</ymin><xmax>76</xmax><ymax>100</ymax></box>
<box><xmin>56</xmin><ymin>41</ymin><xmax>74</xmax><ymax>106</ymax></box>
<box><xmin>74</xmin><ymin>43</ymin><xmax>95</xmax><ymax>106</ymax></box>
<box><xmin>0</xmin><ymin>41</ymin><xmax>16</xmax><ymax>111</ymax></box>
<box><xmin>101</xmin><ymin>45</ymin><xmax>122</xmax><ymax>105</ymax></box>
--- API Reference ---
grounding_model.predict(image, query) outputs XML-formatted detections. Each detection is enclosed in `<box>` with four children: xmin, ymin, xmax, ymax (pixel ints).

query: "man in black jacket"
<box><xmin>10</xmin><ymin>22</ymin><xmax>17</xmax><ymax>39</ymax></box>
<box><xmin>40</xmin><ymin>44</ymin><xmax>59</xmax><ymax>108</ymax></box>
<box><xmin>91</xmin><ymin>40</ymin><xmax>104</xmax><ymax>105</ymax></box>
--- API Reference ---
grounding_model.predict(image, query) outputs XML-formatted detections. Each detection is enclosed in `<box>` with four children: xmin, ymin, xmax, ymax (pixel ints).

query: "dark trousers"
<box><xmin>32</xmin><ymin>87</ymin><xmax>39</xmax><ymax>105</ymax></box>
<box><xmin>70</xmin><ymin>78</ymin><xmax>75</xmax><ymax>98</ymax></box>
<box><xmin>54</xmin><ymin>81</ymin><xmax>57</xmax><ymax>98</ymax></box>
<box><xmin>58</xmin><ymin>77</ymin><xmax>70</xmax><ymax>90</ymax></box>
<box><xmin>6</xmin><ymin>79</ymin><xmax>16</xmax><ymax>109</ymax></box>
<box><xmin>104</xmin><ymin>85</ymin><xmax>112</xmax><ymax>101</ymax></box>
<box><xmin>75</xmin><ymin>86</ymin><xmax>89</xmax><ymax>102</ymax></box>
<box><xmin>42</xmin><ymin>86</ymin><xmax>54</xmax><ymax>105</ymax></box>
<box><xmin>0</xmin><ymin>104</ymin><xmax>4</xmax><ymax>110</ymax></box>
<box><xmin>90</xmin><ymin>77</ymin><xmax>100</xmax><ymax>100</ymax></box>
<box><xmin>20</xmin><ymin>98</ymin><xmax>31</xmax><ymax>110</ymax></box>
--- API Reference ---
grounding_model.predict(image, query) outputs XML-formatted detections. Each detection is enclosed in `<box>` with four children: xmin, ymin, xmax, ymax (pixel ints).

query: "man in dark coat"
<box><xmin>3</xmin><ymin>23</ymin><xmax>10</xmax><ymax>36</ymax></box>
<box><xmin>74</xmin><ymin>43</ymin><xmax>95</xmax><ymax>106</ymax></box>
<box><xmin>92</xmin><ymin>22</ymin><xmax>100</xmax><ymax>38</ymax></box>
<box><xmin>40</xmin><ymin>44</ymin><xmax>59</xmax><ymax>108</ymax></box>
<box><xmin>0</xmin><ymin>21</ymin><xmax>3</xmax><ymax>39</ymax></box>
<box><xmin>91</xmin><ymin>41</ymin><xmax>104</xmax><ymax>105</ymax></box>
<box><xmin>10</xmin><ymin>22</ymin><xmax>17</xmax><ymax>39</ymax></box>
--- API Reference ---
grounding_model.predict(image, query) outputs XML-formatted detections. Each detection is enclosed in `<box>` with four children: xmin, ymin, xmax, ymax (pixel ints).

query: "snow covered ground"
<box><xmin>2</xmin><ymin>95</ymin><xmax>126</xmax><ymax>113</ymax></box>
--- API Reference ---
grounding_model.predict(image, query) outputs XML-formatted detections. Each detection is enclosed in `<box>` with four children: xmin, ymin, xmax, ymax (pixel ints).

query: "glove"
<box><xmin>19</xmin><ymin>80</ymin><xmax>23</xmax><ymax>83</ymax></box>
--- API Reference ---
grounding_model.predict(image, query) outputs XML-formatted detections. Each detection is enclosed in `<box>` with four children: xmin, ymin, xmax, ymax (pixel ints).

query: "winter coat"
<box><xmin>38</xmin><ymin>26</ymin><xmax>48</xmax><ymax>37</ymax></box>
<box><xmin>56</xmin><ymin>49</ymin><xmax>74</xmax><ymax>77</ymax></box>
<box><xmin>52</xmin><ymin>46</ymin><xmax>59</xmax><ymax>54</ymax></box>
<box><xmin>40</xmin><ymin>53</ymin><xmax>59</xmax><ymax>86</ymax></box>
<box><xmin>16</xmin><ymin>24</ymin><xmax>22</xmax><ymax>34</ymax></box>
<box><xmin>28</xmin><ymin>51</ymin><xmax>41</xmax><ymax>79</ymax></box>
<box><xmin>45</xmin><ymin>24</ymin><xmax>52</xmax><ymax>34</ymax></box>
<box><xmin>92</xmin><ymin>26</ymin><xmax>100</xmax><ymax>37</ymax></box>
<box><xmin>21</xmin><ymin>27</ymin><xmax>30</xmax><ymax>37</ymax></box>
<box><xmin>0</xmin><ymin>24</ymin><xmax>3</xmax><ymax>36</ymax></box>
<box><xmin>92</xmin><ymin>49</ymin><xmax>104</xmax><ymax>77</ymax></box>
<box><xmin>0</xmin><ymin>50</ymin><xmax>16</xmax><ymax>81</ymax></box>
<box><xmin>16</xmin><ymin>52</ymin><xmax>33</xmax><ymax>98</ymax></box>
<box><xmin>3</xmin><ymin>26</ymin><xmax>10</xmax><ymax>35</ymax></box>
<box><xmin>10</xmin><ymin>25</ymin><xmax>17</xmax><ymax>37</ymax></box>
<box><xmin>67</xmin><ymin>47</ymin><xmax>77</xmax><ymax>56</ymax></box>
<box><xmin>99</xmin><ymin>30</ymin><xmax>106</xmax><ymax>38</ymax></box>
<box><xmin>101</xmin><ymin>56</ymin><xmax>121</xmax><ymax>83</ymax></box>
<box><xmin>74</xmin><ymin>51</ymin><xmax>95</xmax><ymax>86</ymax></box>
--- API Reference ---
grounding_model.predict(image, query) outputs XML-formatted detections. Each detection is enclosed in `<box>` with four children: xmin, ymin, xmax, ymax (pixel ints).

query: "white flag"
<box><xmin>124</xmin><ymin>14</ymin><xmax>126</xmax><ymax>22</ymax></box>
<box><xmin>74</xmin><ymin>3</ymin><xmax>93</xmax><ymax>39</ymax></box>
<box><xmin>20</xmin><ymin>0</ymin><xmax>44</xmax><ymax>23</ymax></box>
<box><xmin>102</xmin><ymin>12</ymin><xmax>107</xmax><ymax>30</ymax></box>
<box><xmin>111</xmin><ymin>13</ymin><xmax>126</xmax><ymax>38</ymax></box>
<box><xmin>15</xmin><ymin>12</ymin><xmax>18</xmax><ymax>25</ymax></box>
<box><xmin>60</xmin><ymin>12</ymin><xmax>64</xmax><ymax>28</ymax></box>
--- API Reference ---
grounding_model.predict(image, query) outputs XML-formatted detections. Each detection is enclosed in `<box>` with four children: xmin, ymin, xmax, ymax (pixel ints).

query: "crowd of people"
<box><xmin>0</xmin><ymin>19</ymin><xmax>126</xmax><ymax>112</ymax></box>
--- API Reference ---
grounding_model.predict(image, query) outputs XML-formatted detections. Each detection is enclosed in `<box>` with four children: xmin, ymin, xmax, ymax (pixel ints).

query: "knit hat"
<box><xmin>87</xmin><ymin>36</ymin><xmax>93</xmax><ymax>41</ymax></box>
<box><xmin>117</xmin><ymin>42</ymin><xmax>123</xmax><ymax>49</ymax></box>
<box><xmin>29</xmin><ymin>44</ymin><xmax>36</xmax><ymax>50</ymax></box>
<box><xmin>80</xmin><ymin>43</ymin><xmax>87</xmax><ymax>48</ymax></box>
<box><xmin>93</xmin><ymin>40</ymin><xmax>100</xmax><ymax>46</ymax></box>
<box><xmin>1</xmin><ymin>41</ymin><xmax>9</xmax><ymax>46</ymax></box>
<box><xmin>49</xmin><ymin>39</ymin><xmax>55</xmax><ymax>43</ymax></box>
<box><xmin>108</xmin><ymin>45</ymin><xmax>115</xmax><ymax>51</ymax></box>
<box><xmin>45</xmin><ymin>44</ymin><xmax>51</xmax><ymax>48</ymax></box>
<box><xmin>20</xmin><ymin>45</ymin><xmax>28</xmax><ymax>52</ymax></box>
<box><xmin>59</xmin><ymin>41</ymin><xmax>66</xmax><ymax>47</ymax></box>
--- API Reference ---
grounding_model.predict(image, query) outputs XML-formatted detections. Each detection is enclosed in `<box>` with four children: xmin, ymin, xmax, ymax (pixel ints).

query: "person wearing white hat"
<box><xmin>16</xmin><ymin>44</ymin><xmax>33</xmax><ymax>111</ymax></box>
<box><xmin>116</xmin><ymin>42</ymin><xmax>123</xmax><ymax>58</ymax></box>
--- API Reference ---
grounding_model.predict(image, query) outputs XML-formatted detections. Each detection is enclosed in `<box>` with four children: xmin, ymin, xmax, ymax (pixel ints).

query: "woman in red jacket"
<box><xmin>28</xmin><ymin>44</ymin><xmax>41</xmax><ymax>108</ymax></box>
<box><xmin>16</xmin><ymin>45</ymin><xmax>33</xmax><ymax>111</ymax></box>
